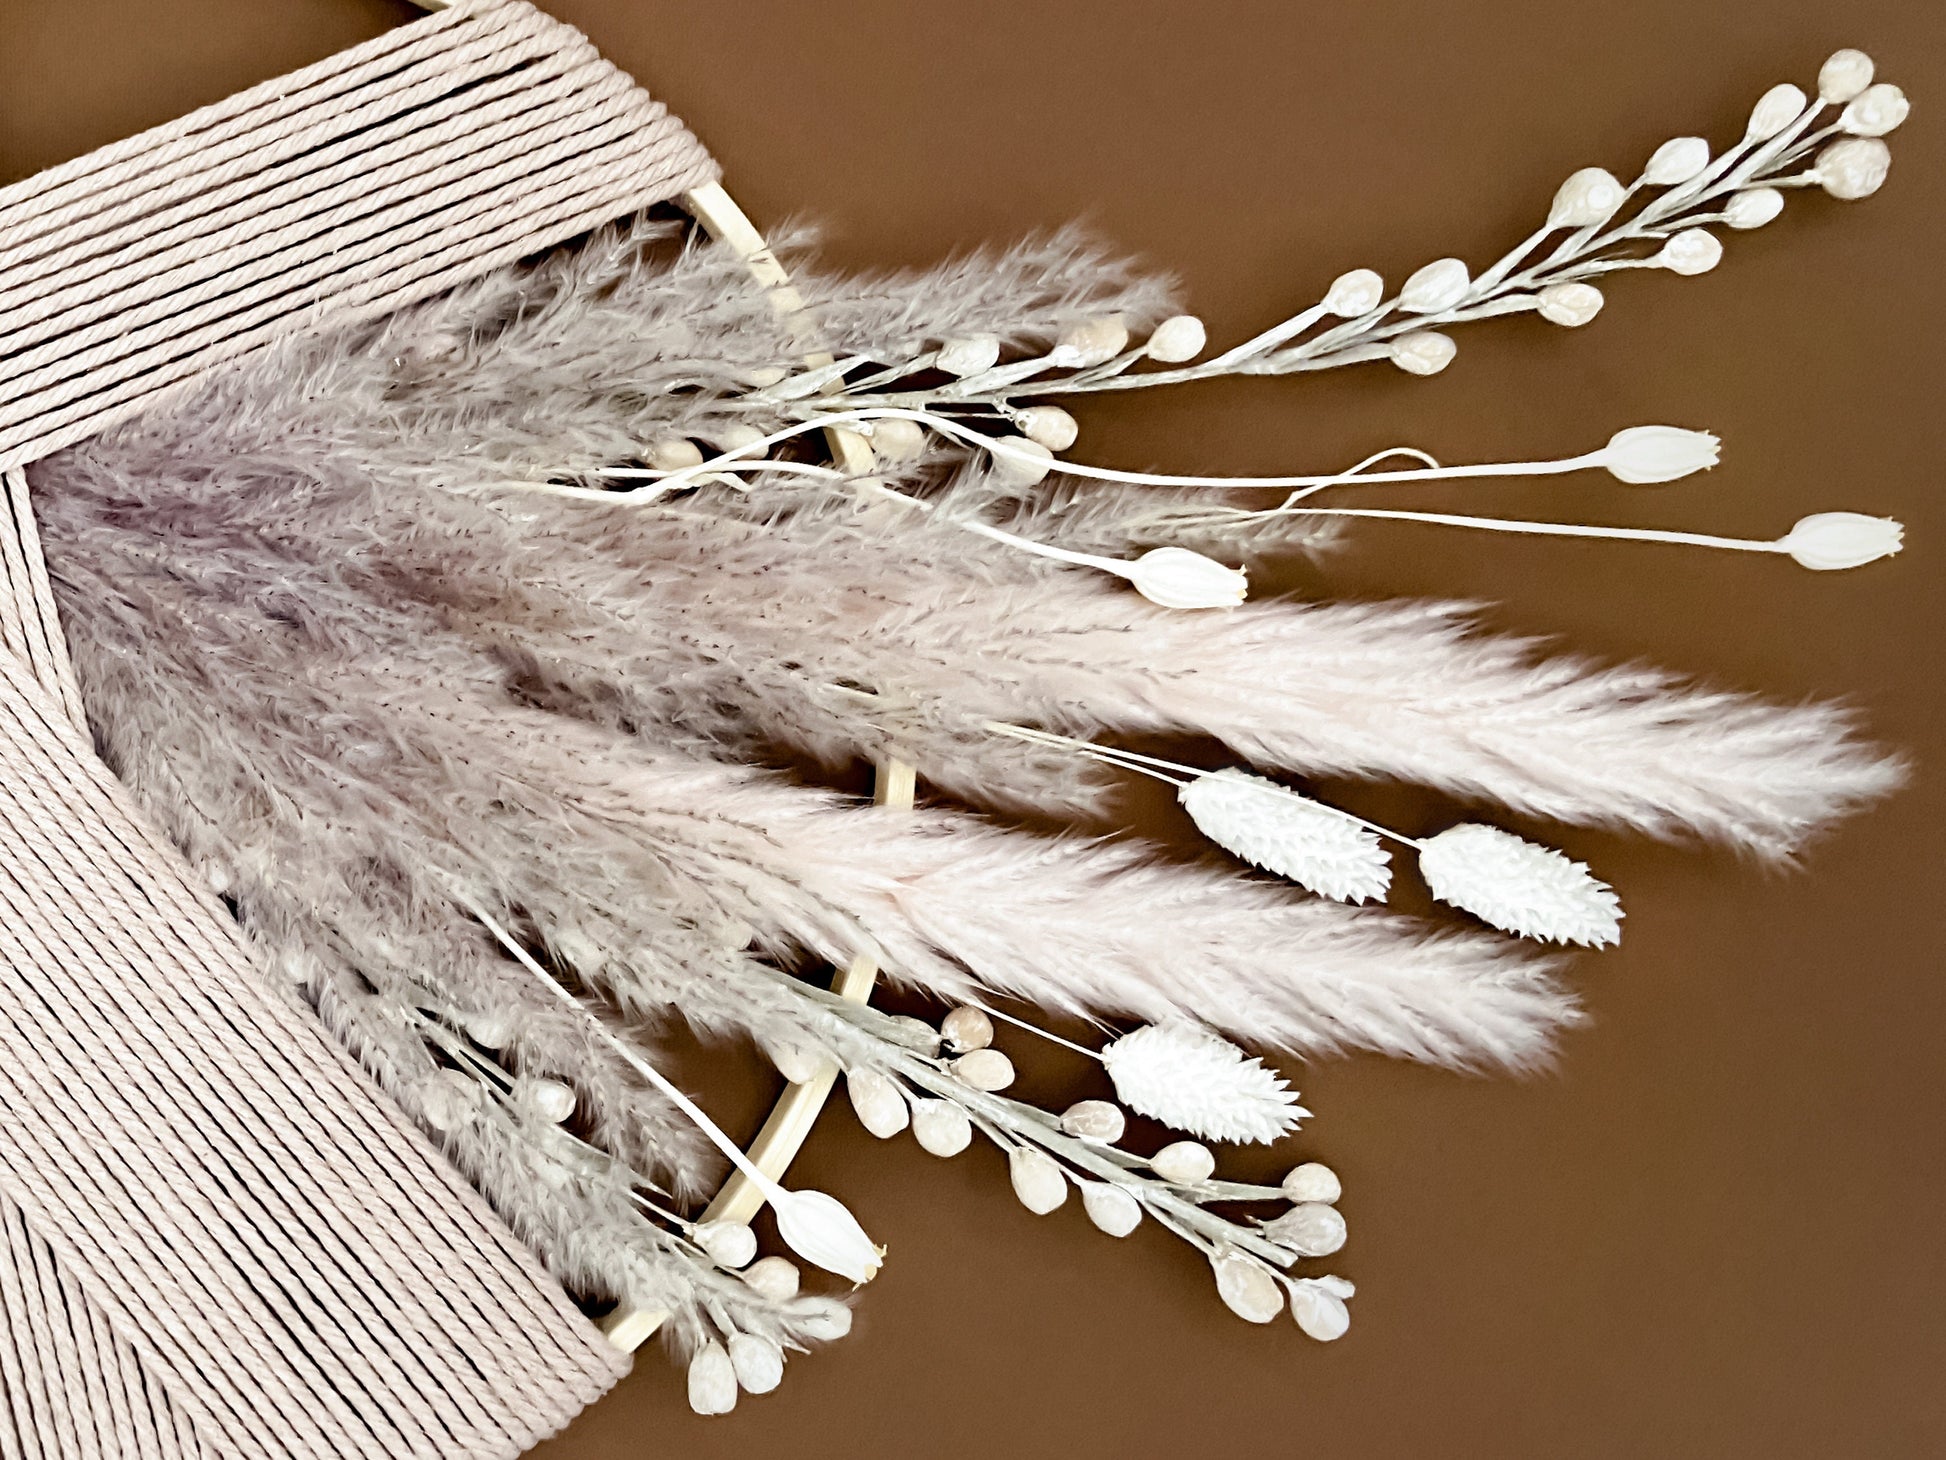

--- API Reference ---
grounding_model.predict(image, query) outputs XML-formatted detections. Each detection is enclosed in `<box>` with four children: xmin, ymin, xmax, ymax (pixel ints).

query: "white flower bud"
<box><xmin>1819</xmin><ymin>50</ymin><xmax>1875</xmax><ymax>104</ymax></box>
<box><xmin>1399</xmin><ymin>257</ymin><xmax>1470</xmax><ymax>314</ymax></box>
<box><xmin>708</xmin><ymin>422</ymin><xmax>769</xmax><ymax>456</ymax></box>
<box><xmin>1745</xmin><ymin>83</ymin><xmax>1807</xmax><ymax>141</ymax></box>
<box><xmin>1268</xmin><ymin>1201</ymin><xmax>1348</xmax><ymax>1256</ymax></box>
<box><xmin>743</xmin><ymin>365</ymin><xmax>788</xmax><ymax>389</ymax></box>
<box><xmin>687</xmin><ymin>1341</ymin><xmax>738</xmax><ymax>1415</ymax></box>
<box><xmin>1051</xmin><ymin>316</ymin><xmax>1130</xmax><ymax>368</ymax></box>
<box><xmin>772</xmin><ymin>1189</ymin><xmax>882</xmax><ymax>1284</ymax></box>
<box><xmin>868</xmin><ymin>416</ymin><xmax>927</xmax><ymax>463</ymax></box>
<box><xmin>1776</xmin><ymin>512</ymin><xmax>1903</xmax><ymax>570</ymax></box>
<box><xmin>416</xmin><ymin>1071</ymin><xmax>484</xmax><ymax>1133</ymax></box>
<box><xmin>846</xmin><ymin>1068</ymin><xmax>910</xmax><ymax>1139</ymax></box>
<box><xmin>1058</xmin><ymin>1099</ymin><xmax>1127</xmax><ymax>1144</ymax></box>
<box><xmin>1123</xmin><ymin>547</ymin><xmax>1248</xmax><ymax>610</ymax></box>
<box><xmin>1080</xmin><ymin>1181</ymin><xmax>1143</xmax><ymax>1237</ymax></box>
<box><xmin>760</xmin><ymin>1036</ymin><xmax>833</xmax><ymax>1086</ymax></box>
<box><xmin>728</xmin><ymin>1333</ymin><xmax>784</xmax><ymax>1395</ymax></box>
<box><xmin>937</xmin><ymin>335</ymin><xmax>1001</xmax><ymax>376</ymax></box>
<box><xmin>1536</xmin><ymin>282</ymin><xmax>1604</xmax><ymax>327</ymax></box>
<box><xmin>694</xmin><ymin>1220</ymin><xmax>759</xmax><ymax>1269</ymax></box>
<box><xmin>648</xmin><ymin>438</ymin><xmax>705</xmax><ymax>471</ymax></box>
<box><xmin>462</xmin><ymin>1009</ymin><xmax>514</xmax><ymax>1048</ymax></box>
<box><xmin>1642</xmin><ymin>136</ymin><xmax>1710</xmax><ymax>186</ymax></box>
<box><xmin>1290</xmin><ymin>1280</ymin><xmax>1352</xmax><ymax>1341</ymax></box>
<box><xmin>517</xmin><ymin>1077</ymin><xmax>576</xmax><ymax>1124</ymax></box>
<box><xmin>1389</xmin><ymin>331</ymin><xmax>1456</xmax><ymax>376</ymax></box>
<box><xmin>951</xmin><ymin>1047</ymin><xmax>1015</xmax><ymax>1091</ymax></box>
<box><xmin>1008</xmin><ymin>1146</ymin><xmax>1069</xmax><ymax>1215</ymax></box>
<box><xmin>987</xmin><ymin>436</ymin><xmax>1055</xmax><ymax>489</ymax></box>
<box><xmin>941</xmin><ymin>1005</ymin><xmax>994</xmax><ymax>1052</ymax></box>
<box><xmin>1145</xmin><ymin>314</ymin><xmax>1208</xmax><ymax>362</ymax></box>
<box><xmin>1840</xmin><ymin>83</ymin><xmax>1909</xmax><ymax>137</ymax></box>
<box><xmin>1281</xmin><ymin>1162</ymin><xmax>1343</xmax><ymax>1205</ymax></box>
<box><xmin>795</xmin><ymin>1301</ymin><xmax>853</xmax><ymax>1342</ymax></box>
<box><xmin>741</xmin><ymin>1255</ymin><xmax>801</xmax><ymax>1302</ymax></box>
<box><xmin>1210</xmin><ymin>1250</ymin><xmax>1284</xmax><ymax>1323</ymax></box>
<box><xmin>910</xmin><ymin>1099</ymin><xmax>973</xmax><ymax>1157</ymax></box>
<box><xmin>1599</xmin><ymin>425</ymin><xmax>1720</xmax><ymax>484</ymax></box>
<box><xmin>1323</xmin><ymin>268</ymin><xmax>1384</xmax><ymax>317</ymax></box>
<box><xmin>1723</xmin><ymin>187</ymin><xmax>1786</xmax><ymax>230</ymax></box>
<box><xmin>1547</xmin><ymin>167</ymin><xmax>1626</xmax><ymax>227</ymax></box>
<box><xmin>1015</xmin><ymin>404</ymin><xmax>1079</xmax><ymax>452</ymax></box>
<box><xmin>1150</xmin><ymin>1140</ymin><xmax>1216</xmax><ymax>1185</ymax></box>
<box><xmin>1655</xmin><ymin>229</ymin><xmax>1722</xmax><ymax>276</ymax></box>
<box><xmin>1816</xmin><ymin>138</ymin><xmax>1892</xmax><ymax>200</ymax></box>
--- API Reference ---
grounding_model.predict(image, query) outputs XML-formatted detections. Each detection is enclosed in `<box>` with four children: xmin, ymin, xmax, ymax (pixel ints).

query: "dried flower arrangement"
<box><xmin>26</xmin><ymin>46</ymin><xmax>1908</xmax><ymax>1414</ymax></box>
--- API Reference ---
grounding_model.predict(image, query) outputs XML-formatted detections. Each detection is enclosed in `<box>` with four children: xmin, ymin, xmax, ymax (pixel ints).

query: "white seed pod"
<box><xmin>1655</xmin><ymin>228</ymin><xmax>1722</xmax><ymax>276</ymax></box>
<box><xmin>869</xmin><ymin>416</ymin><xmax>928</xmax><ymax>463</ymax></box>
<box><xmin>1417</xmin><ymin>824</ymin><xmax>1622</xmax><ymax>947</ymax></box>
<box><xmin>952</xmin><ymin>1048</ymin><xmax>1015</xmax><ymax>1092</ymax></box>
<box><xmin>741</xmin><ymin>1255</ymin><xmax>801</xmax><ymax>1302</ymax></box>
<box><xmin>1290</xmin><ymin>1279</ymin><xmax>1353</xmax><ymax>1341</ymax></box>
<box><xmin>1816</xmin><ymin>138</ymin><xmax>1892</xmax><ymax>201</ymax></box>
<box><xmin>1598</xmin><ymin>425</ymin><xmax>1720</xmax><ymax>484</ymax></box>
<box><xmin>1723</xmin><ymin>187</ymin><xmax>1786</xmax><ymax>230</ymax></box>
<box><xmin>910</xmin><ymin>1099</ymin><xmax>973</xmax><ymax>1157</ymax></box>
<box><xmin>1536</xmin><ymin>282</ymin><xmax>1604</xmax><ymax>328</ymax></box>
<box><xmin>1080</xmin><ymin>1181</ymin><xmax>1143</xmax><ymax>1238</ymax></box>
<box><xmin>1388</xmin><ymin>331</ymin><xmax>1456</xmax><ymax>376</ymax></box>
<box><xmin>461</xmin><ymin>1008</ymin><xmax>514</xmax><ymax>1049</ymax></box>
<box><xmin>728</xmin><ymin>1333</ymin><xmax>784</xmax><ymax>1395</ymax></box>
<box><xmin>647</xmin><ymin>438</ymin><xmax>706</xmax><ymax>472</ymax></box>
<box><xmin>1123</xmin><ymin>547</ymin><xmax>1248</xmax><ymax>610</ymax></box>
<box><xmin>687</xmin><ymin>1341</ymin><xmax>738</xmax><ymax>1415</ymax></box>
<box><xmin>415</xmin><ymin>1070</ymin><xmax>485</xmax><ymax>1134</ymax></box>
<box><xmin>937</xmin><ymin>335</ymin><xmax>1002</xmax><ymax>376</ymax></box>
<box><xmin>987</xmin><ymin>436</ymin><xmax>1055</xmax><ymax>489</ymax></box>
<box><xmin>516</xmin><ymin>1077</ymin><xmax>576</xmax><ymax>1124</ymax></box>
<box><xmin>1059</xmin><ymin>1099</ymin><xmax>1127</xmax><ymax>1144</ymax></box>
<box><xmin>1051</xmin><ymin>316</ymin><xmax>1130</xmax><ymax>368</ymax></box>
<box><xmin>743</xmin><ymin>365</ymin><xmax>788</xmax><ymax>389</ymax></box>
<box><xmin>772</xmin><ymin>1189</ymin><xmax>882</xmax><ymax>1284</ymax></box>
<box><xmin>1840</xmin><ymin>82</ymin><xmax>1908</xmax><ymax>138</ymax></box>
<box><xmin>1745</xmin><ymin>83</ymin><xmax>1807</xmax><ymax>141</ymax></box>
<box><xmin>1210</xmin><ymin>1250</ymin><xmax>1284</xmax><ymax>1324</ymax></box>
<box><xmin>1145</xmin><ymin>314</ymin><xmax>1208</xmax><ymax>362</ymax></box>
<box><xmin>1776</xmin><ymin>512</ymin><xmax>1903</xmax><ymax>571</ymax></box>
<box><xmin>1266</xmin><ymin>1202</ymin><xmax>1349</xmax><ymax>1257</ymax></box>
<box><xmin>706</xmin><ymin>422</ymin><xmax>769</xmax><ymax>456</ymax></box>
<box><xmin>760</xmin><ymin>1036</ymin><xmax>833</xmax><ymax>1086</ymax></box>
<box><xmin>1150</xmin><ymin>1140</ymin><xmax>1217</xmax><ymax>1185</ymax></box>
<box><xmin>1398</xmin><ymin>257</ymin><xmax>1470</xmax><ymax>314</ymax></box>
<box><xmin>1323</xmin><ymin>268</ymin><xmax>1384</xmax><ymax>316</ymax></box>
<box><xmin>1008</xmin><ymin>1146</ymin><xmax>1069</xmax><ymax>1215</ymax></box>
<box><xmin>1016</xmin><ymin>404</ymin><xmax>1079</xmax><ymax>452</ymax></box>
<box><xmin>1280</xmin><ymin>1162</ymin><xmax>1342</xmax><ymax>1205</ymax></box>
<box><xmin>1819</xmin><ymin>49</ymin><xmax>1874</xmax><ymax>104</ymax></box>
<box><xmin>1547</xmin><ymin>167</ymin><xmax>1626</xmax><ymax>228</ymax></box>
<box><xmin>795</xmin><ymin>1300</ymin><xmax>854</xmax><ymax>1342</ymax></box>
<box><xmin>846</xmin><ymin>1068</ymin><xmax>910</xmax><ymax>1139</ymax></box>
<box><xmin>1178</xmin><ymin>768</ymin><xmax>1390</xmax><ymax>903</ymax></box>
<box><xmin>1100</xmin><ymin>1022</ymin><xmax>1305</xmax><ymax>1144</ymax></box>
<box><xmin>941</xmin><ymin>1005</ymin><xmax>994</xmax><ymax>1053</ymax></box>
<box><xmin>694</xmin><ymin>1220</ymin><xmax>760</xmax><ymax>1270</ymax></box>
<box><xmin>1641</xmin><ymin>136</ymin><xmax>1710</xmax><ymax>186</ymax></box>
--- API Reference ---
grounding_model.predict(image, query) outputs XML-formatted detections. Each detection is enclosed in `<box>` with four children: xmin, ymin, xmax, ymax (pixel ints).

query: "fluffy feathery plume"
<box><xmin>1098</xmin><ymin>1023</ymin><xmax>1307</xmax><ymax>1144</ymax></box>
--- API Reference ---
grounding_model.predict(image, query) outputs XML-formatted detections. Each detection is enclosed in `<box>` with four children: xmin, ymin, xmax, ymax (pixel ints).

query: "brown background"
<box><xmin>4</xmin><ymin>0</ymin><xmax>1943</xmax><ymax>1455</ymax></box>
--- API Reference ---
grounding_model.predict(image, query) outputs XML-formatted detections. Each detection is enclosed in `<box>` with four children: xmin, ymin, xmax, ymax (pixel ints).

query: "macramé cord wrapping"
<box><xmin>0</xmin><ymin>0</ymin><xmax>717</xmax><ymax>1454</ymax></box>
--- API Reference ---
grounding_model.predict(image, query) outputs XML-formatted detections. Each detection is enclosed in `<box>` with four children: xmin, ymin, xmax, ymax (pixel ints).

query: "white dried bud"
<box><xmin>1323</xmin><ymin>268</ymin><xmax>1384</xmax><ymax>317</ymax></box>
<box><xmin>1723</xmin><ymin>187</ymin><xmax>1786</xmax><ymax>230</ymax></box>
<box><xmin>1547</xmin><ymin>167</ymin><xmax>1626</xmax><ymax>227</ymax></box>
<box><xmin>795</xmin><ymin>1301</ymin><xmax>853</xmax><ymax>1342</ymax></box>
<box><xmin>1389</xmin><ymin>331</ymin><xmax>1457</xmax><ymax>376</ymax></box>
<box><xmin>987</xmin><ymin>436</ymin><xmax>1055</xmax><ymax>489</ymax></box>
<box><xmin>941</xmin><ymin>1005</ymin><xmax>994</xmax><ymax>1052</ymax></box>
<box><xmin>1051</xmin><ymin>316</ymin><xmax>1130</xmax><ymax>368</ymax></box>
<box><xmin>687</xmin><ymin>1341</ymin><xmax>738</xmax><ymax>1415</ymax></box>
<box><xmin>1776</xmin><ymin>512</ymin><xmax>1903</xmax><ymax>570</ymax></box>
<box><xmin>1266</xmin><ymin>1201</ymin><xmax>1348</xmax><ymax>1257</ymax></box>
<box><xmin>869</xmin><ymin>416</ymin><xmax>928</xmax><ymax>463</ymax></box>
<box><xmin>1816</xmin><ymin>138</ymin><xmax>1891</xmax><ymax>200</ymax></box>
<box><xmin>1655</xmin><ymin>229</ymin><xmax>1722</xmax><ymax>276</ymax></box>
<box><xmin>1819</xmin><ymin>50</ymin><xmax>1874</xmax><ymax>104</ymax></box>
<box><xmin>1840</xmin><ymin>83</ymin><xmax>1909</xmax><ymax>137</ymax></box>
<box><xmin>1418</xmin><ymin>823</ymin><xmax>1622</xmax><ymax>947</ymax></box>
<box><xmin>708</xmin><ymin>422</ymin><xmax>769</xmax><ymax>456</ymax></box>
<box><xmin>694</xmin><ymin>1220</ymin><xmax>759</xmax><ymax>1270</ymax></box>
<box><xmin>1536</xmin><ymin>282</ymin><xmax>1604</xmax><ymax>328</ymax></box>
<box><xmin>1280</xmin><ymin>1162</ymin><xmax>1342</xmax><ymax>1205</ymax></box>
<box><xmin>742</xmin><ymin>1255</ymin><xmax>801</xmax><ymax>1302</ymax></box>
<box><xmin>1745</xmin><ymin>83</ymin><xmax>1807</xmax><ymax>141</ymax></box>
<box><xmin>774</xmin><ymin>1189</ymin><xmax>882</xmax><ymax>1284</ymax></box>
<box><xmin>1080</xmin><ymin>1181</ymin><xmax>1143</xmax><ymax>1237</ymax></box>
<box><xmin>1123</xmin><ymin>547</ymin><xmax>1248</xmax><ymax>610</ymax></box>
<box><xmin>647</xmin><ymin>438</ymin><xmax>705</xmax><ymax>471</ymax></box>
<box><xmin>1102</xmin><ymin>1022</ymin><xmax>1303</xmax><ymax>1144</ymax></box>
<box><xmin>1150</xmin><ymin>1140</ymin><xmax>1217</xmax><ymax>1185</ymax></box>
<box><xmin>1015</xmin><ymin>404</ymin><xmax>1079</xmax><ymax>452</ymax></box>
<box><xmin>1145</xmin><ymin>314</ymin><xmax>1208</xmax><ymax>362</ymax></box>
<box><xmin>1180</xmin><ymin>768</ymin><xmax>1388</xmax><ymax>903</ymax></box>
<box><xmin>1210</xmin><ymin>1250</ymin><xmax>1284</xmax><ymax>1323</ymax></box>
<box><xmin>1399</xmin><ymin>257</ymin><xmax>1470</xmax><ymax>314</ymax></box>
<box><xmin>743</xmin><ymin>365</ymin><xmax>788</xmax><ymax>389</ymax></box>
<box><xmin>846</xmin><ymin>1068</ymin><xmax>910</xmax><ymax>1139</ymax></box>
<box><xmin>461</xmin><ymin>1009</ymin><xmax>514</xmax><ymax>1049</ymax></box>
<box><xmin>1008</xmin><ymin>1146</ymin><xmax>1069</xmax><ymax>1215</ymax></box>
<box><xmin>911</xmin><ymin>1099</ymin><xmax>973</xmax><ymax>1157</ymax></box>
<box><xmin>1598</xmin><ymin>425</ymin><xmax>1720</xmax><ymax>484</ymax></box>
<box><xmin>1058</xmin><ymin>1099</ymin><xmax>1127</xmax><ymax>1144</ymax></box>
<box><xmin>1642</xmin><ymin>136</ymin><xmax>1710</xmax><ymax>186</ymax></box>
<box><xmin>517</xmin><ymin>1077</ymin><xmax>576</xmax><ymax>1124</ymax></box>
<box><xmin>937</xmin><ymin>335</ymin><xmax>1002</xmax><ymax>376</ymax></box>
<box><xmin>416</xmin><ymin>1070</ymin><xmax>485</xmax><ymax>1133</ymax></box>
<box><xmin>728</xmin><ymin>1333</ymin><xmax>784</xmax><ymax>1395</ymax></box>
<box><xmin>951</xmin><ymin>1048</ymin><xmax>1015</xmax><ymax>1091</ymax></box>
<box><xmin>1290</xmin><ymin>1279</ymin><xmax>1353</xmax><ymax>1341</ymax></box>
<box><xmin>889</xmin><ymin>1014</ymin><xmax>943</xmax><ymax>1056</ymax></box>
<box><xmin>760</xmin><ymin>1036</ymin><xmax>833</xmax><ymax>1086</ymax></box>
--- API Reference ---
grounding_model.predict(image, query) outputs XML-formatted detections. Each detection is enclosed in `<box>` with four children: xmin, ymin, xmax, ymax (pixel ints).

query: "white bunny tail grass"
<box><xmin>1178</xmin><ymin>769</ymin><xmax>1391</xmax><ymax>903</ymax></box>
<box><xmin>1416</xmin><ymin>825</ymin><xmax>1623</xmax><ymax>947</ymax></box>
<box><xmin>1099</xmin><ymin>1023</ymin><xmax>1306</xmax><ymax>1144</ymax></box>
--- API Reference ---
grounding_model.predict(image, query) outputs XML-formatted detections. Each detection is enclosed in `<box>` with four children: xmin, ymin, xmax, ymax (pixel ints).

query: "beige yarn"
<box><xmin>0</xmin><ymin>1</ymin><xmax>723</xmax><ymax>1454</ymax></box>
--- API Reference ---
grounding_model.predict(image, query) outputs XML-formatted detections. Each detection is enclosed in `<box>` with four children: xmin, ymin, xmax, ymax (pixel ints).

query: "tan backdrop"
<box><xmin>4</xmin><ymin>0</ymin><xmax>1941</xmax><ymax>1455</ymax></box>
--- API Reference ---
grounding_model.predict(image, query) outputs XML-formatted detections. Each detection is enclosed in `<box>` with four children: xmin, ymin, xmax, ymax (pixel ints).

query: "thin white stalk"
<box><xmin>1280</xmin><ymin>506</ymin><xmax>1787</xmax><ymax>553</ymax></box>
<box><xmin>968</xmin><ymin>999</ymin><xmax>1105</xmax><ymax>1060</ymax></box>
